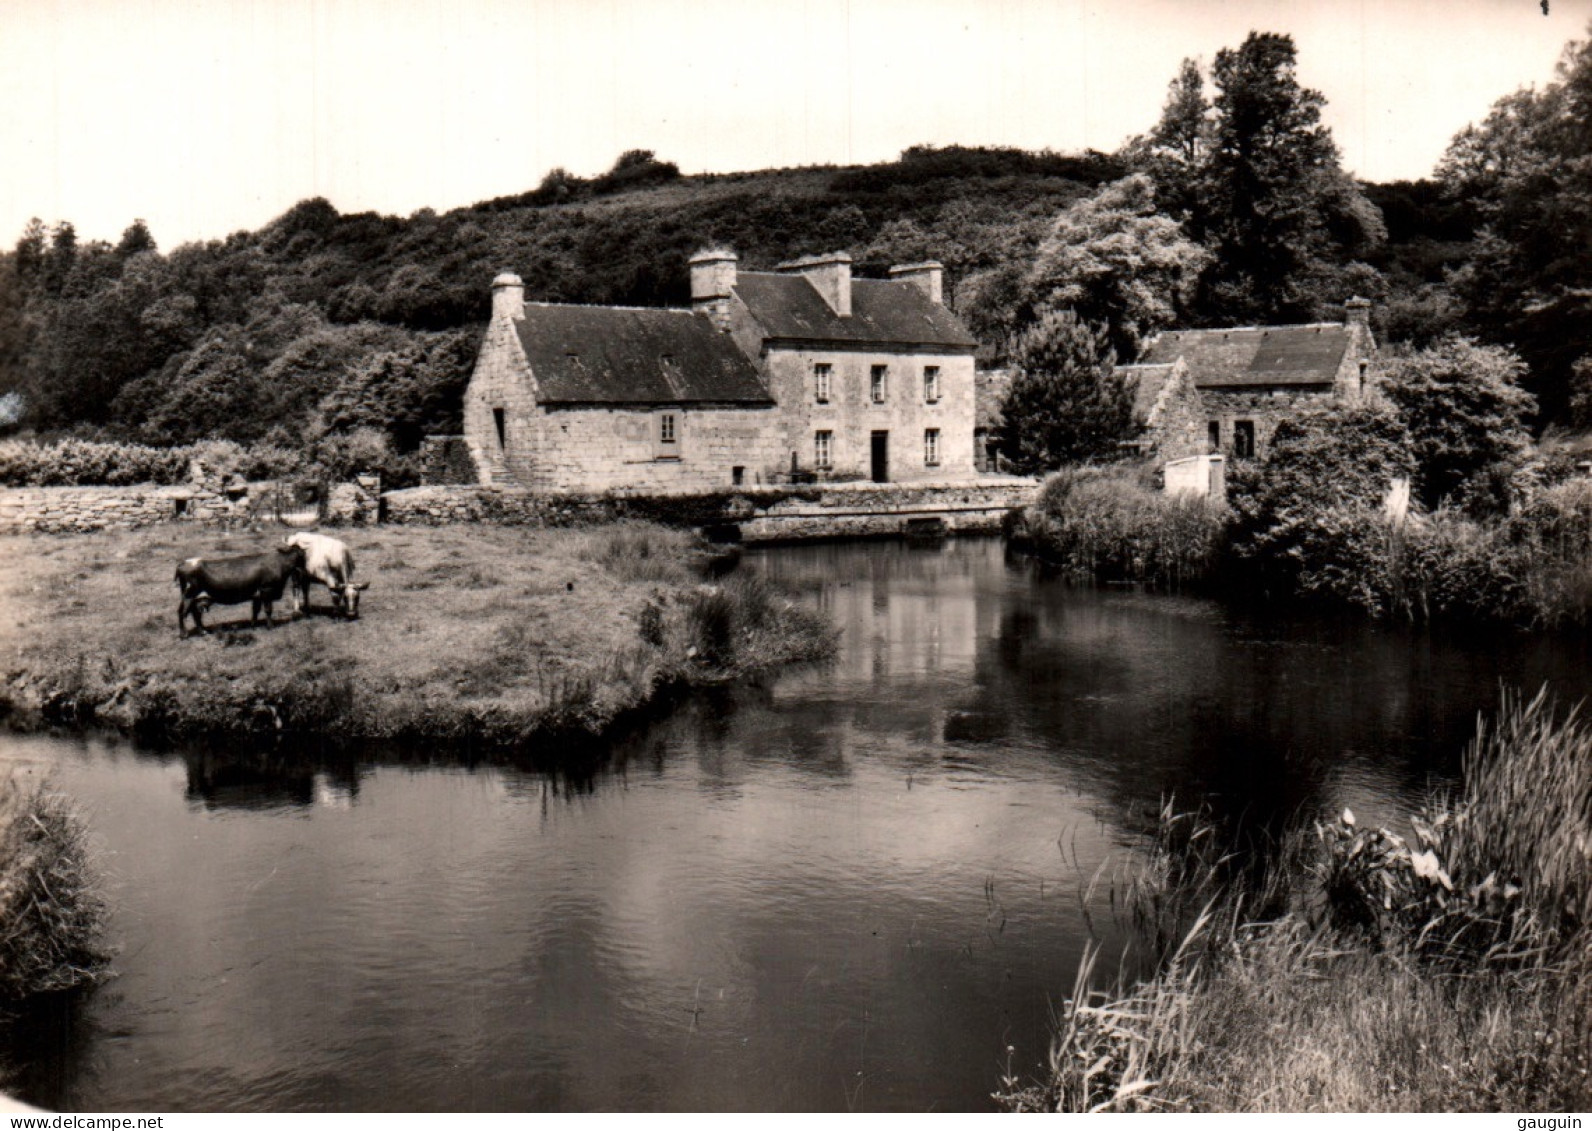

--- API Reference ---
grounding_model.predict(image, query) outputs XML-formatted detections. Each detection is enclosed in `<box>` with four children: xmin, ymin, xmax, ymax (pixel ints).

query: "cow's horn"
<box><xmin>353</xmin><ymin>581</ymin><xmax>371</xmax><ymax>590</ymax></box>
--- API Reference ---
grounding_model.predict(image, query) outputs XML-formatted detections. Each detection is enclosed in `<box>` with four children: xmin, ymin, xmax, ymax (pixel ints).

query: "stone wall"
<box><xmin>762</xmin><ymin>346</ymin><xmax>977</xmax><ymax>482</ymax></box>
<box><xmin>381</xmin><ymin>478</ymin><xmax>1039</xmax><ymax>541</ymax></box>
<box><xmin>0</xmin><ymin>481</ymin><xmax>249</xmax><ymax>534</ymax></box>
<box><xmin>462</xmin><ymin>313</ymin><xmax>537</xmax><ymax>486</ymax></box>
<box><xmin>522</xmin><ymin>404</ymin><xmax>785</xmax><ymax>491</ymax></box>
<box><xmin>1204</xmin><ymin>388</ymin><xmax>1334</xmax><ymax>461</ymax></box>
<box><xmin>0</xmin><ymin>474</ymin><xmax>381</xmax><ymax>534</ymax></box>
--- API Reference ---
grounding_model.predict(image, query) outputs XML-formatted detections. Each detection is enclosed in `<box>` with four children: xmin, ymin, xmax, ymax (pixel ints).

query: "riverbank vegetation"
<box><xmin>0</xmin><ymin>523</ymin><xmax>836</xmax><ymax>752</ymax></box>
<box><xmin>1004</xmin><ymin>465</ymin><xmax>1228</xmax><ymax>591</ymax></box>
<box><xmin>998</xmin><ymin>688</ymin><xmax>1592</xmax><ymax>1112</ymax></box>
<box><xmin>0</xmin><ymin>774</ymin><xmax>109</xmax><ymax>1005</ymax></box>
<box><xmin>1012</xmin><ymin>326</ymin><xmax>1592</xmax><ymax>627</ymax></box>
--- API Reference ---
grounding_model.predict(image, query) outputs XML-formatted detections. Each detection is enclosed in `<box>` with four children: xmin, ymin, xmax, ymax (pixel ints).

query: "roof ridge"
<box><xmin>1160</xmin><ymin>321</ymin><xmax>1347</xmax><ymax>335</ymax></box>
<box><xmin>523</xmin><ymin>301</ymin><xmax>696</xmax><ymax>316</ymax></box>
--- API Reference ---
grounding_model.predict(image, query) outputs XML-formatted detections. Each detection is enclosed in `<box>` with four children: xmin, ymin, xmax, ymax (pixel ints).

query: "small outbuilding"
<box><xmin>1121</xmin><ymin>297</ymin><xmax>1377</xmax><ymax>465</ymax></box>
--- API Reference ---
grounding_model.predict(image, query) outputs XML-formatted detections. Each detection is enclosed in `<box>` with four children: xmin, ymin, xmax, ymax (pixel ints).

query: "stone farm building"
<box><xmin>462</xmin><ymin>250</ymin><xmax>980</xmax><ymax>490</ymax></box>
<box><xmin>1122</xmin><ymin>297</ymin><xmax>1377</xmax><ymax>464</ymax></box>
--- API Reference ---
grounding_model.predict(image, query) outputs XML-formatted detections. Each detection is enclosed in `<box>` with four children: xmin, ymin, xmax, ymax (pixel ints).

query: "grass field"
<box><xmin>0</xmin><ymin>522</ymin><xmax>835</xmax><ymax>750</ymax></box>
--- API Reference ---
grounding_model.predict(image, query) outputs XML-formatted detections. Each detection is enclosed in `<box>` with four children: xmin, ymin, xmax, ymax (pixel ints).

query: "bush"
<box><xmin>0</xmin><ymin>438</ymin><xmax>189</xmax><ymax>486</ymax></box>
<box><xmin>1011</xmin><ymin>464</ymin><xmax>1229</xmax><ymax>590</ymax></box>
<box><xmin>0</xmin><ymin>775</ymin><xmax>111</xmax><ymax>1001</ymax></box>
<box><xmin>0</xmin><ymin>438</ymin><xmax>305</xmax><ymax>487</ymax></box>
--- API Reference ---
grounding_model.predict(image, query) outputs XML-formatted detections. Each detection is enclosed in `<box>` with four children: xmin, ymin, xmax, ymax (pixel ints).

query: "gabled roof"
<box><xmin>1119</xmin><ymin>362</ymin><xmax>1178</xmax><ymax>421</ymax></box>
<box><xmin>1137</xmin><ymin>324</ymin><xmax>1356</xmax><ymax>389</ymax></box>
<box><xmin>514</xmin><ymin>304</ymin><xmax>773</xmax><ymax>405</ymax></box>
<box><xmin>732</xmin><ymin>272</ymin><xmax>978</xmax><ymax>351</ymax></box>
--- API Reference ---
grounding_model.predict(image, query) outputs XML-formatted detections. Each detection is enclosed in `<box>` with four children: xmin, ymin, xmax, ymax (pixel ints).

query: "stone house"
<box><xmin>690</xmin><ymin>251</ymin><xmax>979</xmax><ymax>484</ymax></box>
<box><xmin>1120</xmin><ymin>297</ymin><xmax>1376</xmax><ymax>464</ymax></box>
<box><xmin>462</xmin><ymin>250</ymin><xmax>980</xmax><ymax>490</ymax></box>
<box><xmin>464</xmin><ymin>279</ymin><xmax>780</xmax><ymax>490</ymax></box>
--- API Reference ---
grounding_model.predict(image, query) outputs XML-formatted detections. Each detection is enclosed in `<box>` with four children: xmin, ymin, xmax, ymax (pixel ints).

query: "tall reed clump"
<box><xmin>1008</xmin><ymin>465</ymin><xmax>1230</xmax><ymax>591</ymax></box>
<box><xmin>999</xmin><ymin>689</ymin><xmax>1592</xmax><ymax>1112</ymax></box>
<box><xmin>0</xmin><ymin>776</ymin><xmax>111</xmax><ymax>1003</ymax></box>
<box><xmin>1510</xmin><ymin>478</ymin><xmax>1592</xmax><ymax>628</ymax></box>
<box><xmin>672</xmin><ymin>575</ymin><xmax>838</xmax><ymax>677</ymax></box>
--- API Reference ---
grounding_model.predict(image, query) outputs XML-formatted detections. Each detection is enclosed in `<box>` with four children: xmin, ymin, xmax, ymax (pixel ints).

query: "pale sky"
<box><xmin>1</xmin><ymin>0</ymin><xmax>1585</xmax><ymax>249</ymax></box>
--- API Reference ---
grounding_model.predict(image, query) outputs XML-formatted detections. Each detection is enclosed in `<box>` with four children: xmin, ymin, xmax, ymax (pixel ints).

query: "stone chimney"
<box><xmin>492</xmin><ymin>272</ymin><xmax>524</xmax><ymax>322</ymax></box>
<box><xmin>690</xmin><ymin>249</ymin><xmax>738</xmax><ymax>331</ymax></box>
<box><xmin>889</xmin><ymin>262</ymin><xmax>945</xmax><ymax>306</ymax></box>
<box><xmin>777</xmin><ymin>253</ymin><xmax>852</xmax><ymax>317</ymax></box>
<box><xmin>1344</xmin><ymin>296</ymin><xmax>1371</xmax><ymax>329</ymax></box>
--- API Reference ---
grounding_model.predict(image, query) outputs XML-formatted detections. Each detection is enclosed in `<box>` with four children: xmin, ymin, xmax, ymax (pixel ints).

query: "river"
<box><xmin>5</xmin><ymin>537</ymin><xmax>1590</xmax><ymax>1112</ymax></box>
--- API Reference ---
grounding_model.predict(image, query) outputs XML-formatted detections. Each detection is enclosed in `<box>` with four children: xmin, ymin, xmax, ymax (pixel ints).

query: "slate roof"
<box><xmin>514</xmin><ymin>304</ymin><xmax>773</xmax><ymax>405</ymax></box>
<box><xmin>1137</xmin><ymin>324</ymin><xmax>1355</xmax><ymax>389</ymax></box>
<box><xmin>732</xmin><ymin>272</ymin><xmax>978</xmax><ymax>351</ymax></box>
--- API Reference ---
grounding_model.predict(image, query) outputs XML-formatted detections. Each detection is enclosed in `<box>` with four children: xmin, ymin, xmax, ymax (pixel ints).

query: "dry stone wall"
<box><xmin>0</xmin><ymin>470</ymin><xmax>382</xmax><ymax>535</ymax></box>
<box><xmin>0</xmin><ymin>479</ymin><xmax>253</xmax><ymax>534</ymax></box>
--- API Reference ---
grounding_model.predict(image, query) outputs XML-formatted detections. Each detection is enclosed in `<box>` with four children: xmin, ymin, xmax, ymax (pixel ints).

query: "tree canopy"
<box><xmin>1375</xmin><ymin>336</ymin><xmax>1536</xmax><ymax>509</ymax></box>
<box><xmin>1021</xmin><ymin>174</ymin><xmax>1210</xmax><ymax>360</ymax></box>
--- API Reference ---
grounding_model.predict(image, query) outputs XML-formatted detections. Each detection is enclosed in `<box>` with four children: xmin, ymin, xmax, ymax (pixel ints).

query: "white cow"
<box><xmin>282</xmin><ymin>532</ymin><xmax>368</xmax><ymax>619</ymax></box>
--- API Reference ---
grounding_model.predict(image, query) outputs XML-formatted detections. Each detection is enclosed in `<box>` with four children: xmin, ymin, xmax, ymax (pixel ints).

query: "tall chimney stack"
<box><xmin>492</xmin><ymin>272</ymin><xmax>524</xmax><ymax>322</ymax></box>
<box><xmin>889</xmin><ymin>262</ymin><xmax>945</xmax><ymax>306</ymax></box>
<box><xmin>690</xmin><ymin>249</ymin><xmax>738</xmax><ymax>331</ymax></box>
<box><xmin>1344</xmin><ymin>296</ymin><xmax>1371</xmax><ymax>329</ymax></box>
<box><xmin>777</xmin><ymin>253</ymin><xmax>852</xmax><ymax>317</ymax></box>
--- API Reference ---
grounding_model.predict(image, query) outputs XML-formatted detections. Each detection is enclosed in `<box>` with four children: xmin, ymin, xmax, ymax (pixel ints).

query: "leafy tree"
<box><xmin>1195</xmin><ymin>33</ymin><xmax>1384</xmax><ymax>323</ymax></box>
<box><xmin>1021</xmin><ymin>174</ymin><xmax>1210</xmax><ymax>359</ymax></box>
<box><xmin>994</xmin><ymin>312</ymin><xmax>1134</xmax><ymax>473</ymax></box>
<box><xmin>1120</xmin><ymin>58</ymin><xmax>1212</xmax><ymax>224</ymax></box>
<box><xmin>13</xmin><ymin>220</ymin><xmax>47</xmax><ymax>286</ymax></box>
<box><xmin>1436</xmin><ymin>28</ymin><xmax>1592</xmax><ymax>421</ymax></box>
<box><xmin>1376</xmin><ymin>336</ymin><xmax>1535</xmax><ymax>509</ymax></box>
<box><xmin>116</xmin><ymin>220</ymin><xmax>156</xmax><ymax>259</ymax></box>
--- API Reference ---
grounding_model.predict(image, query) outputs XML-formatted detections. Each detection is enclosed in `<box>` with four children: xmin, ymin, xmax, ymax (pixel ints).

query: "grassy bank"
<box><xmin>0</xmin><ymin>773</ymin><xmax>110</xmax><ymax>1006</ymax></box>
<box><xmin>998</xmin><ymin>689</ymin><xmax>1592</xmax><ymax>1112</ymax></box>
<box><xmin>0</xmin><ymin>523</ymin><xmax>836</xmax><ymax>751</ymax></box>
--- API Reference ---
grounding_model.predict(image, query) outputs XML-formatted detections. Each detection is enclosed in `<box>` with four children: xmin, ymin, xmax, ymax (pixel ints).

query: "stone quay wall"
<box><xmin>0</xmin><ymin>472</ymin><xmax>1036</xmax><ymax>542</ymax></box>
<box><xmin>380</xmin><ymin>478</ymin><xmax>1039</xmax><ymax>540</ymax></box>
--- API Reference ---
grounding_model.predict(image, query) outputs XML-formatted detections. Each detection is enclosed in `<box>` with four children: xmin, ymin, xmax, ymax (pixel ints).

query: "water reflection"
<box><xmin>9</xmin><ymin>537</ymin><xmax>1592</xmax><ymax>1112</ymax></box>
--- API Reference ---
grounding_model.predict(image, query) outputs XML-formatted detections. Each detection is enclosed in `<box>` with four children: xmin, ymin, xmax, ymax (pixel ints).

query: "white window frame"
<box><xmin>814</xmin><ymin>429</ymin><xmax>833</xmax><ymax>470</ymax></box>
<box><xmin>924</xmin><ymin>365</ymin><xmax>940</xmax><ymax>404</ymax></box>
<box><xmin>815</xmin><ymin>362</ymin><xmax>832</xmax><ymax>404</ymax></box>
<box><xmin>924</xmin><ymin>427</ymin><xmax>941</xmax><ymax>467</ymax></box>
<box><xmin>870</xmin><ymin>365</ymin><xmax>888</xmax><ymax>404</ymax></box>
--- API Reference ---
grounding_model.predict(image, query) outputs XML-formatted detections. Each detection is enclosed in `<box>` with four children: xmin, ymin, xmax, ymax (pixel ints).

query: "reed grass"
<box><xmin>1000</xmin><ymin>689</ymin><xmax>1592</xmax><ymax>1112</ymax></box>
<box><xmin>1009</xmin><ymin>465</ymin><xmax>1230</xmax><ymax>591</ymax></box>
<box><xmin>0</xmin><ymin>775</ymin><xmax>110</xmax><ymax>1003</ymax></box>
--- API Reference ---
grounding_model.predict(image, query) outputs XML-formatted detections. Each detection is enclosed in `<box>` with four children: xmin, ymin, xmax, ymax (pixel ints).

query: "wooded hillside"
<box><xmin>5</xmin><ymin>23</ymin><xmax>1590</xmax><ymax>476</ymax></box>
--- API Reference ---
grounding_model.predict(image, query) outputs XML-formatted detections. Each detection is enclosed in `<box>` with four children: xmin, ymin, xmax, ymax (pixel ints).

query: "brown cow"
<box><xmin>175</xmin><ymin>544</ymin><xmax>306</xmax><ymax>637</ymax></box>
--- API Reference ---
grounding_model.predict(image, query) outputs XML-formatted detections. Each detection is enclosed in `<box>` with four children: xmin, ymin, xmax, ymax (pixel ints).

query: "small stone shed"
<box><xmin>1121</xmin><ymin>297</ymin><xmax>1377</xmax><ymax>463</ymax></box>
